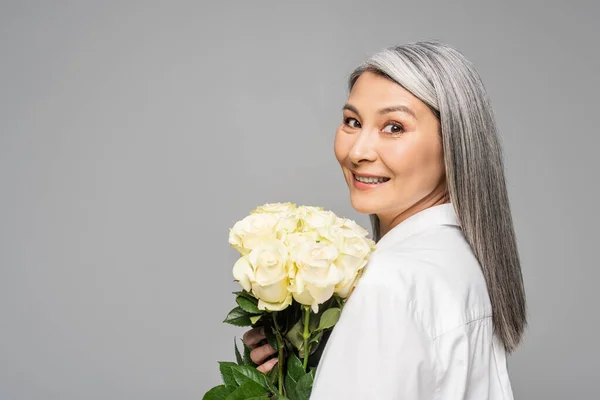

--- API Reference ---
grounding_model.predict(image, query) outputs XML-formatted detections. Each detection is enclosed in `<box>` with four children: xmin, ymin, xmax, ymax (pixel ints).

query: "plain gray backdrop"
<box><xmin>1</xmin><ymin>1</ymin><xmax>598</xmax><ymax>399</ymax></box>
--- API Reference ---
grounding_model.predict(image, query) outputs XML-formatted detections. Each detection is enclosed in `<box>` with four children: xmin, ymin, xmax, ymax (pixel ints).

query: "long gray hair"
<box><xmin>348</xmin><ymin>40</ymin><xmax>527</xmax><ymax>353</ymax></box>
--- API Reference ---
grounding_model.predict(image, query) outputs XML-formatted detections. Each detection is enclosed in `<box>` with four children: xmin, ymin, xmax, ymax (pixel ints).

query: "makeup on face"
<box><xmin>351</xmin><ymin>172</ymin><xmax>391</xmax><ymax>190</ymax></box>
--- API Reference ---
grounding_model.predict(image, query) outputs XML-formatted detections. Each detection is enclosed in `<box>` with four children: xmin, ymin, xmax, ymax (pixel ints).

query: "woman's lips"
<box><xmin>352</xmin><ymin>174</ymin><xmax>390</xmax><ymax>190</ymax></box>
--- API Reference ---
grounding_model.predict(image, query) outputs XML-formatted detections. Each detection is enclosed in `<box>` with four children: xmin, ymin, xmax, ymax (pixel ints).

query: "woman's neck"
<box><xmin>378</xmin><ymin>193</ymin><xmax>450</xmax><ymax>239</ymax></box>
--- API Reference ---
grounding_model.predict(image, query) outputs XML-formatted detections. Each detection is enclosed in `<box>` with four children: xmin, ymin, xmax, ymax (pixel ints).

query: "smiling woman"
<box><xmin>313</xmin><ymin>40</ymin><xmax>525</xmax><ymax>399</ymax></box>
<box><xmin>335</xmin><ymin>70</ymin><xmax>448</xmax><ymax>238</ymax></box>
<box><xmin>243</xmin><ymin>40</ymin><xmax>527</xmax><ymax>400</ymax></box>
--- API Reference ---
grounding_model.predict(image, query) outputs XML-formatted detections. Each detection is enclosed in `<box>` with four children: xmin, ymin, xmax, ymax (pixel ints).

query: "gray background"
<box><xmin>1</xmin><ymin>1</ymin><xmax>598</xmax><ymax>399</ymax></box>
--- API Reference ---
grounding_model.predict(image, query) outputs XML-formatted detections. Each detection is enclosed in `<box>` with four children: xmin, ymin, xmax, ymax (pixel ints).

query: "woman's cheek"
<box><xmin>333</xmin><ymin>128</ymin><xmax>349</xmax><ymax>164</ymax></box>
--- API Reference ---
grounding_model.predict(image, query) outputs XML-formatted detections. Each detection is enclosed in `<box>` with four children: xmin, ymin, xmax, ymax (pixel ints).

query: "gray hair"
<box><xmin>348</xmin><ymin>40</ymin><xmax>527</xmax><ymax>354</ymax></box>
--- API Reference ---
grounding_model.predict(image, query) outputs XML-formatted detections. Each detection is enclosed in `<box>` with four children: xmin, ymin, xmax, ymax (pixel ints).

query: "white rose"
<box><xmin>250</xmin><ymin>202</ymin><xmax>297</xmax><ymax>214</ymax></box>
<box><xmin>289</xmin><ymin>239</ymin><xmax>342</xmax><ymax>313</ymax></box>
<box><xmin>297</xmin><ymin>206</ymin><xmax>339</xmax><ymax>234</ymax></box>
<box><xmin>321</xmin><ymin>222</ymin><xmax>374</xmax><ymax>298</ymax></box>
<box><xmin>335</xmin><ymin>266</ymin><xmax>366</xmax><ymax>298</ymax></box>
<box><xmin>228</xmin><ymin>213</ymin><xmax>280</xmax><ymax>255</ymax></box>
<box><xmin>274</xmin><ymin>210</ymin><xmax>301</xmax><ymax>241</ymax></box>
<box><xmin>338</xmin><ymin>217</ymin><xmax>370</xmax><ymax>237</ymax></box>
<box><xmin>322</xmin><ymin>224</ymin><xmax>372</xmax><ymax>258</ymax></box>
<box><xmin>232</xmin><ymin>238</ymin><xmax>293</xmax><ymax>311</ymax></box>
<box><xmin>283</xmin><ymin>231</ymin><xmax>320</xmax><ymax>250</ymax></box>
<box><xmin>334</xmin><ymin>252</ymin><xmax>368</xmax><ymax>281</ymax></box>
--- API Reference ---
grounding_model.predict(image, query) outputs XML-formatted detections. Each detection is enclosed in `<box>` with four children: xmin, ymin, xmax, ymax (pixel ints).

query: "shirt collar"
<box><xmin>374</xmin><ymin>203</ymin><xmax>460</xmax><ymax>252</ymax></box>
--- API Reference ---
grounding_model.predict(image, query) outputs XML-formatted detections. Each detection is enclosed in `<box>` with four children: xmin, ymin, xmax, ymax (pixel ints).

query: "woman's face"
<box><xmin>334</xmin><ymin>71</ymin><xmax>447</xmax><ymax>224</ymax></box>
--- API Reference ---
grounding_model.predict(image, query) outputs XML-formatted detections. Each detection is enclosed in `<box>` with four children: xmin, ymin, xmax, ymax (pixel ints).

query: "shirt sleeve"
<box><xmin>433</xmin><ymin>318</ymin><xmax>496</xmax><ymax>400</ymax></box>
<box><xmin>309</xmin><ymin>282</ymin><xmax>436</xmax><ymax>400</ymax></box>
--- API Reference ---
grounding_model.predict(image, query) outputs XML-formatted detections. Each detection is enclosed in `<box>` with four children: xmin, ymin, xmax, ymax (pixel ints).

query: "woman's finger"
<box><xmin>256</xmin><ymin>357</ymin><xmax>278</xmax><ymax>374</ymax></box>
<box><xmin>250</xmin><ymin>343</ymin><xmax>277</xmax><ymax>365</ymax></box>
<box><xmin>242</xmin><ymin>327</ymin><xmax>265</xmax><ymax>349</ymax></box>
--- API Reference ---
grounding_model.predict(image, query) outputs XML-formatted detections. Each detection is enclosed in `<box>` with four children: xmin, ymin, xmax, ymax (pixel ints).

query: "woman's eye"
<box><xmin>382</xmin><ymin>123</ymin><xmax>404</xmax><ymax>134</ymax></box>
<box><xmin>343</xmin><ymin>117</ymin><xmax>361</xmax><ymax>128</ymax></box>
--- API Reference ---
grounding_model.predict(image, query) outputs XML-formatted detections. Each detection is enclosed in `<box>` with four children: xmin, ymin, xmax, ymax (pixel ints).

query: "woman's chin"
<box><xmin>349</xmin><ymin>197</ymin><xmax>380</xmax><ymax>215</ymax></box>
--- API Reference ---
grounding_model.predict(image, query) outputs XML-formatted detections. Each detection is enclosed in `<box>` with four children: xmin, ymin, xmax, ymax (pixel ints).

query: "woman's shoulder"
<box><xmin>360</xmin><ymin>225</ymin><xmax>492</xmax><ymax>338</ymax></box>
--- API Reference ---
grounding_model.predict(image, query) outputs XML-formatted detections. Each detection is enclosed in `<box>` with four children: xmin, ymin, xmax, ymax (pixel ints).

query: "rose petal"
<box><xmin>291</xmin><ymin>289</ymin><xmax>315</xmax><ymax>307</ymax></box>
<box><xmin>258</xmin><ymin>292</ymin><xmax>293</xmax><ymax>311</ymax></box>
<box><xmin>252</xmin><ymin>279</ymin><xmax>288</xmax><ymax>303</ymax></box>
<box><xmin>232</xmin><ymin>257</ymin><xmax>253</xmax><ymax>292</ymax></box>
<box><xmin>311</xmin><ymin>302</ymin><xmax>319</xmax><ymax>313</ymax></box>
<box><xmin>326</xmin><ymin>263</ymin><xmax>344</xmax><ymax>285</ymax></box>
<box><xmin>307</xmin><ymin>283</ymin><xmax>335</xmax><ymax>304</ymax></box>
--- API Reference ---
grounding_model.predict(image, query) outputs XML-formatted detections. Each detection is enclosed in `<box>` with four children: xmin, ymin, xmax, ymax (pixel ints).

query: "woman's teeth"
<box><xmin>355</xmin><ymin>175</ymin><xmax>390</xmax><ymax>184</ymax></box>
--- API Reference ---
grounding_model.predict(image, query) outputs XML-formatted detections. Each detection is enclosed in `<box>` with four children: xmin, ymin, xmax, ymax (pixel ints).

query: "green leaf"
<box><xmin>287</xmin><ymin>353</ymin><xmax>305</xmax><ymax>382</ymax></box>
<box><xmin>236</xmin><ymin>296</ymin><xmax>262</xmax><ymax>314</ymax></box>
<box><xmin>225</xmin><ymin>380</ymin><xmax>268</xmax><ymax>400</ymax></box>
<box><xmin>285</xmin><ymin>319</ymin><xmax>304</xmax><ymax>350</ymax></box>
<box><xmin>309</xmin><ymin>330</ymin><xmax>323</xmax><ymax>344</ymax></box>
<box><xmin>297</xmin><ymin>339</ymin><xmax>315</xmax><ymax>358</ymax></box>
<box><xmin>243</xmin><ymin>342</ymin><xmax>257</xmax><ymax>367</ymax></box>
<box><xmin>233</xmin><ymin>290</ymin><xmax>258</xmax><ymax>304</ymax></box>
<box><xmin>264</xmin><ymin>366</ymin><xmax>279</xmax><ymax>394</ymax></box>
<box><xmin>234</xmin><ymin>338</ymin><xmax>243</xmax><ymax>365</ymax></box>
<box><xmin>202</xmin><ymin>384</ymin><xmax>233</xmax><ymax>400</ymax></box>
<box><xmin>295</xmin><ymin>371</ymin><xmax>315</xmax><ymax>400</ymax></box>
<box><xmin>316</xmin><ymin>308</ymin><xmax>341</xmax><ymax>331</ymax></box>
<box><xmin>284</xmin><ymin>374</ymin><xmax>299</xmax><ymax>400</ymax></box>
<box><xmin>307</xmin><ymin>330</ymin><xmax>331</xmax><ymax>368</ymax></box>
<box><xmin>223</xmin><ymin>306</ymin><xmax>252</xmax><ymax>327</ymax></box>
<box><xmin>249</xmin><ymin>314</ymin><xmax>262</xmax><ymax>324</ymax></box>
<box><xmin>264</xmin><ymin>325</ymin><xmax>278</xmax><ymax>351</ymax></box>
<box><xmin>298</xmin><ymin>345</ymin><xmax>308</xmax><ymax>359</ymax></box>
<box><xmin>284</xmin><ymin>352</ymin><xmax>305</xmax><ymax>400</ymax></box>
<box><xmin>271</xmin><ymin>394</ymin><xmax>291</xmax><ymax>400</ymax></box>
<box><xmin>266</xmin><ymin>361</ymin><xmax>279</xmax><ymax>382</ymax></box>
<box><xmin>218</xmin><ymin>361</ymin><xmax>239</xmax><ymax>389</ymax></box>
<box><xmin>244</xmin><ymin>397</ymin><xmax>271</xmax><ymax>400</ymax></box>
<box><xmin>231</xmin><ymin>365</ymin><xmax>268</xmax><ymax>389</ymax></box>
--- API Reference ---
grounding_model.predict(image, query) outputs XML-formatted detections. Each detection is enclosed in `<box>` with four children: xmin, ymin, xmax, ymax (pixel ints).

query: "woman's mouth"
<box><xmin>352</xmin><ymin>173</ymin><xmax>390</xmax><ymax>190</ymax></box>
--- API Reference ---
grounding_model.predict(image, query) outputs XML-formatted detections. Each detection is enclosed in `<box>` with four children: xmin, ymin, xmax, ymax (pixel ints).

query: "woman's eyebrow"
<box><xmin>342</xmin><ymin>103</ymin><xmax>417</xmax><ymax>120</ymax></box>
<box><xmin>378</xmin><ymin>105</ymin><xmax>417</xmax><ymax>119</ymax></box>
<box><xmin>342</xmin><ymin>103</ymin><xmax>361</xmax><ymax>117</ymax></box>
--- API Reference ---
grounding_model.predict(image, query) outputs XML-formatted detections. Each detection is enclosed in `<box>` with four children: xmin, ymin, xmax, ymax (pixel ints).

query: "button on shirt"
<box><xmin>309</xmin><ymin>203</ymin><xmax>514</xmax><ymax>399</ymax></box>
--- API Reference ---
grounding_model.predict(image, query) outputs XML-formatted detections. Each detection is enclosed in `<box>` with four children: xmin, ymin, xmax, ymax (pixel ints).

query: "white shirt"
<box><xmin>310</xmin><ymin>203</ymin><xmax>514</xmax><ymax>399</ymax></box>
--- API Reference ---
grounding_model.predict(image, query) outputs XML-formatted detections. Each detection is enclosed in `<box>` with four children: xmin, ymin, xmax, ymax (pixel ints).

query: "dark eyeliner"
<box><xmin>343</xmin><ymin>117</ymin><xmax>360</xmax><ymax>128</ymax></box>
<box><xmin>384</xmin><ymin>121</ymin><xmax>405</xmax><ymax>134</ymax></box>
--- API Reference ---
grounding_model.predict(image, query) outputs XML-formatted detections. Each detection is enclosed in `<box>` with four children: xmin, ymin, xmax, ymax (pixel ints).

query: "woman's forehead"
<box><xmin>347</xmin><ymin>72</ymin><xmax>427</xmax><ymax>119</ymax></box>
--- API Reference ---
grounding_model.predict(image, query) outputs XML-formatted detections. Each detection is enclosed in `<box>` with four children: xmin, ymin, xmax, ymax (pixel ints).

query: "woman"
<box><xmin>242</xmin><ymin>40</ymin><xmax>527</xmax><ymax>399</ymax></box>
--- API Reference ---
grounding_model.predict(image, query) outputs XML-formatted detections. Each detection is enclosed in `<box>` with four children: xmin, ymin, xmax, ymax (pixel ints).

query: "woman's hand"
<box><xmin>242</xmin><ymin>326</ymin><xmax>279</xmax><ymax>374</ymax></box>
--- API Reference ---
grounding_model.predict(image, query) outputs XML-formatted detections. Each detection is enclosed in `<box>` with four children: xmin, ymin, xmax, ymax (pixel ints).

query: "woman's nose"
<box><xmin>348</xmin><ymin>130</ymin><xmax>378</xmax><ymax>165</ymax></box>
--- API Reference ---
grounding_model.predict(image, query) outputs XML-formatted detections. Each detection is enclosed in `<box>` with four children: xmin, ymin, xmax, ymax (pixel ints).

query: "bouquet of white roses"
<box><xmin>203</xmin><ymin>202</ymin><xmax>375</xmax><ymax>400</ymax></box>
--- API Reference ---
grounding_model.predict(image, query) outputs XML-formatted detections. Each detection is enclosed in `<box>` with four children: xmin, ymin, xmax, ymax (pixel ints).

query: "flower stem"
<box><xmin>335</xmin><ymin>294</ymin><xmax>343</xmax><ymax>309</ymax></box>
<box><xmin>272</xmin><ymin>313</ymin><xmax>284</xmax><ymax>396</ymax></box>
<box><xmin>302</xmin><ymin>305</ymin><xmax>311</xmax><ymax>371</ymax></box>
